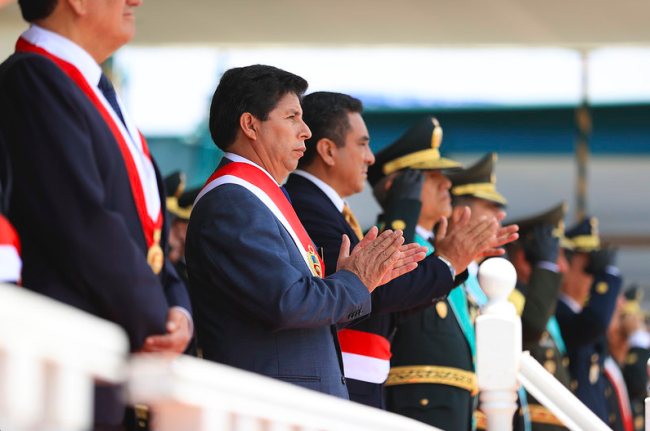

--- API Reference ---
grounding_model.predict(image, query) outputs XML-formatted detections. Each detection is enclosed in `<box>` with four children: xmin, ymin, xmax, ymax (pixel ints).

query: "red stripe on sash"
<box><xmin>15</xmin><ymin>38</ymin><xmax>162</xmax><ymax>249</ymax></box>
<box><xmin>604</xmin><ymin>360</ymin><xmax>634</xmax><ymax>431</ymax></box>
<box><xmin>202</xmin><ymin>162</ymin><xmax>324</xmax><ymax>276</ymax></box>
<box><xmin>0</xmin><ymin>214</ymin><xmax>20</xmax><ymax>255</ymax></box>
<box><xmin>338</xmin><ymin>329</ymin><xmax>391</xmax><ymax>360</ymax></box>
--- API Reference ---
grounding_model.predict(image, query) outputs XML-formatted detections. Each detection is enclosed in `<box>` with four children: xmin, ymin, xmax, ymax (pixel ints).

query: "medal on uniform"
<box><xmin>147</xmin><ymin>229</ymin><xmax>164</xmax><ymax>274</ymax></box>
<box><xmin>307</xmin><ymin>245</ymin><xmax>323</xmax><ymax>278</ymax></box>
<box><xmin>16</xmin><ymin>38</ymin><xmax>165</xmax><ymax>277</ymax></box>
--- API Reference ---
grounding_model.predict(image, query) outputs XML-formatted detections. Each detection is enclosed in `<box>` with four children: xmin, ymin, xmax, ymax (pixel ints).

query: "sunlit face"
<box><xmin>330</xmin><ymin>112</ymin><xmax>374</xmax><ymax>198</ymax></box>
<box><xmin>85</xmin><ymin>0</ymin><xmax>143</xmax><ymax>49</ymax></box>
<box><xmin>468</xmin><ymin>199</ymin><xmax>502</xmax><ymax>224</ymax></box>
<box><xmin>420</xmin><ymin>171</ymin><xmax>452</xmax><ymax>222</ymax></box>
<box><xmin>252</xmin><ymin>92</ymin><xmax>312</xmax><ymax>182</ymax></box>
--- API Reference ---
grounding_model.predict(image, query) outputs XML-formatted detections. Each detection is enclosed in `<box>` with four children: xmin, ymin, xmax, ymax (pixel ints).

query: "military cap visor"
<box><xmin>369</xmin><ymin>116</ymin><xmax>461</xmax><ymax>186</ymax></box>
<box><xmin>565</xmin><ymin>216</ymin><xmax>600</xmax><ymax>252</ymax></box>
<box><xmin>506</xmin><ymin>202</ymin><xmax>569</xmax><ymax>246</ymax></box>
<box><xmin>448</xmin><ymin>152</ymin><xmax>507</xmax><ymax>207</ymax></box>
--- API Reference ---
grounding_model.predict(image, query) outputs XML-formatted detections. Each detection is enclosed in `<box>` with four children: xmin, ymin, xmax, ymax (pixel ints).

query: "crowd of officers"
<box><xmin>0</xmin><ymin>3</ymin><xmax>646</xmax><ymax>430</ymax></box>
<box><xmin>160</xmin><ymin>113</ymin><xmax>648</xmax><ymax>431</ymax></box>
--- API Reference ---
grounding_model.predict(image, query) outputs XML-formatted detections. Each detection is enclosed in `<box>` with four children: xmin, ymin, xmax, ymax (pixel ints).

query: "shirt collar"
<box><xmin>291</xmin><ymin>169</ymin><xmax>345</xmax><ymax>213</ymax></box>
<box><xmin>468</xmin><ymin>261</ymin><xmax>479</xmax><ymax>278</ymax></box>
<box><xmin>415</xmin><ymin>225</ymin><xmax>434</xmax><ymax>241</ymax></box>
<box><xmin>558</xmin><ymin>292</ymin><xmax>583</xmax><ymax>313</ymax></box>
<box><xmin>223</xmin><ymin>152</ymin><xmax>279</xmax><ymax>185</ymax></box>
<box><xmin>21</xmin><ymin>25</ymin><xmax>102</xmax><ymax>88</ymax></box>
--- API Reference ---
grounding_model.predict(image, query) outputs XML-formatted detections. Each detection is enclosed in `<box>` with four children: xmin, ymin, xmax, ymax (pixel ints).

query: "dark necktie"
<box><xmin>98</xmin><ymin>73</ymin><xmax>126</xmax><ymax>127</ymax></box>
<box><xmin>280</xmin><ymin>186</ymin><xmax>292</xmax><ymax>204</ymax></box>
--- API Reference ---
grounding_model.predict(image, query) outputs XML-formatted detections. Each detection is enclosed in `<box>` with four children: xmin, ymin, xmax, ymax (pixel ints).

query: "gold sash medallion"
<box><xmin>147</xmin><ymin>229</ymin><xmax>164</xmax><ymax>274</ymax></box>
<box><xmin>307</xmin><ymin>244</ymin><xmax>323</xmax><ymax>278</ymax></box>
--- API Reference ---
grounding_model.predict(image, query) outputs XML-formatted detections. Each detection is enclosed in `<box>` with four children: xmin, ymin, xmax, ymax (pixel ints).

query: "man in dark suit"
<box><xmin>284</xmin><ymin>92</ymin><xmax>518</xmax><ymax>410</ymax></box>
<box><xmin>0</xmin><ymin>130</ymin><xmax>21</xmax><ymax>285</ymax></box>
<box><xmin>0</xmin><ymin>0</ymin><xmax>193</xmax><ymax>428</ymax></box>
<box><xmin>556</xmin><ymin>217</ymin><xmax>622</xmax><ymax>423</ymax></box>
<box><xmin>186</xmin><ymin>65</ymin><xmax>425</xmax><ymax>399</ymax></box>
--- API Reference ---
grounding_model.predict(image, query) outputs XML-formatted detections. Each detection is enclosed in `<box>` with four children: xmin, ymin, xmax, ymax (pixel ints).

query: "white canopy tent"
<box><xmin>1</xmin><ymin>0</ymin><xmax>650</xmax><ymax>52</ymax></box>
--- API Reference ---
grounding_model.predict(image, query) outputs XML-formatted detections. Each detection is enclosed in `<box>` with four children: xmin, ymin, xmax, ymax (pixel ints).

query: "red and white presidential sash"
<box><xmin>15</xmin><ymin>38</ymin><xmax>165</xmax><ymax>274</ymax></box>
<box><xmin>338</xmin><ymin>329</ymin><xmax>391</xmax><ymax>384</ymax></box>
<box><xmin>0</xmin><ymin>214</ymin><xmax>21</xmax><ymax>283</ymax></box>
<box><xmin>195</xmin><ymin>162</ymin><xmax>324</xmax><ymax>278</ymax></box>
<box><xmin>604</xmin><ymin>356</ymin><xmax>634</xmax><ymax>431</ymax></box>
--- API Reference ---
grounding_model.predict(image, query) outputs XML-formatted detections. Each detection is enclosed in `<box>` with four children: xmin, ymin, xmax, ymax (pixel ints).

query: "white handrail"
<box><xmin>518</xmin><ymin>352</ymin><xmax>610</xmax><ymax>431</ymax></box>
<box><xmin>128</xmin><ymin>354</ymin><xmax>444</xmax><ymax>431</ymax></box>
<box><xmin>0</xmin><ymin>283</ymin><xmax>129</xmax><ymax>431</ymax></box>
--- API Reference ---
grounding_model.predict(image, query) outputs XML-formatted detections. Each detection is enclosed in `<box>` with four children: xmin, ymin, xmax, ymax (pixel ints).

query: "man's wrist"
<box><xmin>437</xmin><ymin>255</ymin><xmax>456</xmax><ymax>280</ymax></box>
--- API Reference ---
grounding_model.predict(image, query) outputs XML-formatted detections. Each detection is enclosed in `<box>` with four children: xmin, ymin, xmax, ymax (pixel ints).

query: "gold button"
<box><xmin>591</xmin><ymin>353</ymin><xmax>599</xmax><ymax>362</ymax></box>
<box><xmin>420</xmin><ymin>398</ymin><xmax>429</xmax><ymax>406</ymax></box>
<box><xmin>563</xmin><ymin>357</ymin><xmax>570</xmax><ymax>367</ymax></box>
<box><xmin>635</xmin><ymin>416</ymin><xmax>644</xmax><ymax>430</ymax></box>
<box><xmin>545</xmin><ymin>349</ymin><xmax>554</xmax><ymax>359</ymax></box>
<box><xmin>571</xmin><ymin>380</ymin><xmax>578</xmax><ymax>391</ymax></box>
<box><xmin>544</xmin><ymin>360</ymin><xmax>556</xmax><ymax>375</ymax></box>
<box><xmin>436</xmin><ymin>302</ymin><xmax>448</xmax><ymax>319</ymax></box>
<box><xmin>609</xmin><ymin>413</ymin><xmax>616</xmax><ymax>423</ymax></box>
<box><xmin>627</xmin><ymin>353</ymin><xmax>638</xmax><ymax>365</ymax></box>
<box><xmin>596</xmin><ymin>281</ymin><xmax>609</xmax><ymax>294</ymax></box>
<box><xmin>605</xmin><ymin>387</ymin><xmax>612</xmax><ymax>397</ymax></box>
<box><xmin>391</xmin><ymin>220</ymin><xmax>406</xmax><ymax>230</ymax></box>
<box><xmin>589</xmin><ymin>364</ymin><xmax>600</xmax><ymax>384</ymax></box>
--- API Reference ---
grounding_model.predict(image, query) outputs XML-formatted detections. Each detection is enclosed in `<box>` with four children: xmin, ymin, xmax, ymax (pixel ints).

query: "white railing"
<box><xmin>0</xmin><ymin>282</ymin><xmax>129</xmax><ymax>431</ymax></box>
<box><xmin>476</xmin><ymin>258</ymin><xmax>611</xmax><ymax>431</ymax></box>
<box><xmin>128</xmin><ymin>354</ymin><xmax>443</xmax><ymax>431</ymax></box>
<box><xmin>1</xmin><ymin>261</ymin><xmax>621</xmax><ymax>431</ymax></box>
<box><xmin>646</xmin><ymin>359</ymin><xmax>650</xmax><ymax>431</ymax></box>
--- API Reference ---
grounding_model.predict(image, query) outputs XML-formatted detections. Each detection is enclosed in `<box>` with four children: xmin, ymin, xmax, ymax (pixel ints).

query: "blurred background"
<box><xmin>1</xmin><ymin>0</ymin><xmax>648</xmax><ymax>294</ymax></box>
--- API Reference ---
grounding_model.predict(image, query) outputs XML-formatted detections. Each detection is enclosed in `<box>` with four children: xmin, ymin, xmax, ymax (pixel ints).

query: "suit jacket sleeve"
<box><xmin>521</xmin><ymin>266</ymin><xmax>563</xmax><ymax>346</ymax></box>
<box><xmin>0</xmin><ymin>54</ymin><xmax>173</xmax><ymax>350</ymax></box>
<box><xmin>555</xmin><ymin>270</ymin><xmax>622</xmax><ymax>348</ymax></box>
<box><xmin>188</xmin><ymin>185</ymin><xmax>371</xmax><ymax>331</ymax></box>
<box><xmin>297</xmin><ymin>201</ymin><xmax>456</xmax><ymax>316</ymax></box>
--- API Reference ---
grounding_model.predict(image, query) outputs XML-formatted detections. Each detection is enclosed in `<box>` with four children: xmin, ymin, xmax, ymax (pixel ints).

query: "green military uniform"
<box><xmin>506</xmin><ymin>203</ymin><xmax>572</xmax><ymax>431</ymax></box>
<box><xmin>366</xmin><ymin>117</ymin><xmax>476</xmax><ymax>430</ymax></box>
<box><xmin>383</xmin><ymin>150</ymin><xmax>510</xmax><ymax>431</ymax></box>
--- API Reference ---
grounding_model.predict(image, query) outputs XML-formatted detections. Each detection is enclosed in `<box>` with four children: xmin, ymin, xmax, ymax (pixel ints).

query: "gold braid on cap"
<box><xmin>382</xmin><ymin>119</ymin><xmax>444</xmax><ymax>176</ymax></box>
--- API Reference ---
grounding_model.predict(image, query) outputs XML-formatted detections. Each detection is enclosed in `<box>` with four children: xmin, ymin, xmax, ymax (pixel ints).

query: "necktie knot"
<box><xmin>342</xmin><ymin>204</ymin><xmax>363</xmax><ymax>241</ymax></box>
<box><xmin>98</xmin><ymin>73</ymin><xmax>126</xmax><ymax>127</ymax></box>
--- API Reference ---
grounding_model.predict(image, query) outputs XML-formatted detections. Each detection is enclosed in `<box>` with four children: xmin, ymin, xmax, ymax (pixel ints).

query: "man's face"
<box><xmin>468</xmin><ymin>199</ymin><xmax>502</xmax><ymax>224</ymax></box>
<box><xmin>253</xmin><ymin>92</ymin><xmax>312</xmax><ymax>182</ymax></box>
<box><xmin>86</xmin><ymin>0</ymin><xmax>143</xmax><ymax>49</ymax></box>
<box><xmin>561</xmin><ymin>252</ymin><xmax>594</xmax><ymax>303</ymax></box>
<box><xmin>420</xmin><ymin>171</ymin><xmax>452</xmax><ymax>221</ymax></box>
<box><xmin>330</xmin><ymin>112</ymin><xmax>374</xmax><ymax>198</ymax></box>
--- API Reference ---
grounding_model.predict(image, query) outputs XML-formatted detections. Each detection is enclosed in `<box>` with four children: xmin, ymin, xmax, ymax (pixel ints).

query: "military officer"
<box><xmin>164</xmin><ymin>172</ymin><xmax>200</xmax><ymax>287</ymax></box>
<box><xmin>505</xmin><ymin>203</ymin><xmax>572</xmax><ymax>431</ymax></box>
<box><xmin>620</xmin><ymin>287</ymin><xmax>650</xmax><ymax>431</ymax></box>
<box><xmin>383</xmin><ymin>152</ymin><xmax>512</xmax><ymax>431</ymax></box>
<box><xmin>556</xmin><ymin>217</ymin><xmax>623</xmax><ymax>423</ymax></box>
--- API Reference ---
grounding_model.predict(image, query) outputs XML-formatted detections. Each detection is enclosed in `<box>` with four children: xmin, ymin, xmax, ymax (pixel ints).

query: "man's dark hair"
<box><xmin>18</xmin><ymin>0</ymin><xmax>58</xmax><ymax>22</ymax></box>
<box><xmin>209</xmin><ymin>64</ymin><xmax>308</xmax><ymax>151</ymax></box>
<box><xmin>298</xmin><ymin>91</ymin><xmax>363</xmax><ymax>168</ymax></box>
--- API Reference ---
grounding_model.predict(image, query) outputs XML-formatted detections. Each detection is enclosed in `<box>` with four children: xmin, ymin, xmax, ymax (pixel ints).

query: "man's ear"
<box><xmin>65</xmin><ymin>0</ymin><xmax>87</xmax><ymax>15</ymax></box>
<box><xmin>239</xmin><ymin>113</ymin><xmax>258</xmax><ymax>141</ymax></box>
<box><xmin>315</xmin><ymin>138</ymin><xmax>338</xmax><ymax>167</ymax></box>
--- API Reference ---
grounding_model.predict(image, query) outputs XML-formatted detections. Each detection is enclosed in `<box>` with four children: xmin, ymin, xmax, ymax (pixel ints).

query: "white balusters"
<box><xmin>476</xmin><ymin>258</ymin><xmax>520</xmax><ymax>431</ymax></box>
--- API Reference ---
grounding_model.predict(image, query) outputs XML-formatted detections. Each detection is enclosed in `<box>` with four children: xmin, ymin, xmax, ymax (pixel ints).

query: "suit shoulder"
<box><xmin>1</xmin><ymin>52</ymin><xmax>69</xmax><ymax>83</ymax></box>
